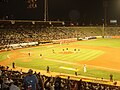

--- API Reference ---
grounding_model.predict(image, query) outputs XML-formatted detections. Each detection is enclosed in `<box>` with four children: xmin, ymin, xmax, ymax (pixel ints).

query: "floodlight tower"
<box><xmin>103</xmin><ymin>0</ymin><xmax>108</xmax><ymax>26</ymax></box>
<box><xmin>102</xmin><ymin>0</ymin><xmax>108</xmax><ymax>38</ymax></box>
<box><xmin>44</xmin><ymin>0</ymin><xmax>48</xmax><ymax>21</ymax></box>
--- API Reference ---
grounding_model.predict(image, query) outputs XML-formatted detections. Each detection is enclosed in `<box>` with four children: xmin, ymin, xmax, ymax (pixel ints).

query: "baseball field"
<box><xmin>0</xmin><ymin>38</ymin><xmax>120</xmax><ymax>82</ymax></box>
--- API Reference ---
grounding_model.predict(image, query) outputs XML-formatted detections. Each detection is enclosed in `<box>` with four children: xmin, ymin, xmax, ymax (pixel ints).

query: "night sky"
<box><xmin>0</xmin><ymin>0</ymin><xmax>120</xmax><ymax>24</ymax></box>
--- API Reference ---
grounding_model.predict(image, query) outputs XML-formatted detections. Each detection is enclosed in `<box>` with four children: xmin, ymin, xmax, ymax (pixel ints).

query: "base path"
<box><xmin>0</xmin><ymin>45</ymin><xmax>120</xmax><ymax>86</ymax></box>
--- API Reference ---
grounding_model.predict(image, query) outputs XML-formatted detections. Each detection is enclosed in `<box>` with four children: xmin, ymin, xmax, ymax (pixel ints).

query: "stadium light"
<box><xmin>44</xmin><ymin>0</ymin><xmax>48</xmax><ymax>21</ymax></box>
<box><xmin>103</xmin><ymin>0</ymin><xmax>108</xmax><ymax>26</ymax></box>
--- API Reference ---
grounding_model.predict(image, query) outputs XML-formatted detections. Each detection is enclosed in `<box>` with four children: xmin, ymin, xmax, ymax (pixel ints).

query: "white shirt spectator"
<box><xmin>9</xmin><ymin>83</ymin><xmax>20</xmax><ymax>90</ymax></box>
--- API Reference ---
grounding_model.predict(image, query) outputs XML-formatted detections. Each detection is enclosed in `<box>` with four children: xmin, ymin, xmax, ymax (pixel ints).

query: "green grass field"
<box><xmin>1</xmin><ymin>38</ymin><xmax>120</xmax><ymax>81</ymax></box>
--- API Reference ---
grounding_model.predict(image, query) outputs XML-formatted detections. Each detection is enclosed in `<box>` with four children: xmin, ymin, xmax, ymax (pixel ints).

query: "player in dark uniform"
<box><xmin>40</xmin><ymin>54</ymin><xmax>42</xmax><ymax>58</ymax></box>
<box><xmin>63</xmin><ymin>49</ymin><xmax>64</xmax><ymax>53</ymax></box>
<box><xmin>78</xmin><ymin>49</ymin><xmax>80</xmax><ymax>52</ymax></box>
<box><xmin>110</xmin><ymin>74</ymin><xmax>113</xmax><ymax>82</ymax></box>
<box><xmin>66</xmin><ymin>48</ymin><xmax>68</xmax><ymax>52</ymax></box>
<box><xmin>28</xmin><ymin>52</ymin><xmax>30</xmax><ymax>56</ymax></box>
<box><xmin>74</xmin><ymin>48</ymin><xmax>76</xmax><ymax>53</ymax></box>
<box><xmin>12</xmin><ymin>62</ymin><xmax>15</xmax><ymax>68</ymax></box>
<box><xmin>52</xmin><ymin>49</ymin><xmax>55</xmax><ymax>53</ymax></box>
<box><xmin>47</xmin><ymin>66</ymin><xmax>50</xmax><ymax>73</ymax></box>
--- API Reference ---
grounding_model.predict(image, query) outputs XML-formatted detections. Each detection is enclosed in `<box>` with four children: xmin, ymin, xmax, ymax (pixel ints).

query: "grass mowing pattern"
<box><xmin>1</xmin><ymin>38</ymin><xmax>120</xmax><ymax>80</ymax></box>
<box><xmin>13</xmin><ymin>57</ymin><xmax>120</xmax><ymax>80</ymax></box>
<box><xmin>18</xmin><ymin>44</ymin><xmax>104</xmax><ymax>62</ymax></box>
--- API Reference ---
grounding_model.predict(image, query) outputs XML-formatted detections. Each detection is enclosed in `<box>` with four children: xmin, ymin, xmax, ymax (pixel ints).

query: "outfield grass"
<box><xmin>1</xmin><ymin>38</ymin><xmax>120</xmax><ymax>80</ymax></box>
<box><xmin>73</xmin><ymin>38</ymin><xmax>120</xmax><ymax>48</ymax></box>
<box><xmin>14</xmin><ymin>57</ymin><xmax>120</xmax><ymax>80</ymax></box>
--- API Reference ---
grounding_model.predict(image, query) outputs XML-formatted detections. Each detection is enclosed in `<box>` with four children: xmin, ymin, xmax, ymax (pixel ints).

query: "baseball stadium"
<box><xmin>0</xmin><ymin>20</ymin><xmax>120</xmax><ymax>89</ymax></box>
<box><xmin>1</xmin><ymin>0</ymin><xmax>120</xmax><ymax>89</ymax></box>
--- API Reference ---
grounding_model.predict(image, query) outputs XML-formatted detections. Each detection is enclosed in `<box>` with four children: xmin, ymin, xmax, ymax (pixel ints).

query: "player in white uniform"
<box><xmin>83</xmin><ymin>64</ymin><xmax>87</xmax><ymax>73</ymax></box>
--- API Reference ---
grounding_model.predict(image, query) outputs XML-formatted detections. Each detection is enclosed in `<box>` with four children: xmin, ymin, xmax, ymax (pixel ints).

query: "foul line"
<box><xmin>44</xmin><ymin>57</ymin><xmax>120</xmax><ymax>72</ymax></box>
<box><xmin>7</xmin><ymin>54</ymin><xmax>120</xmax><ymax>72</ymax></box>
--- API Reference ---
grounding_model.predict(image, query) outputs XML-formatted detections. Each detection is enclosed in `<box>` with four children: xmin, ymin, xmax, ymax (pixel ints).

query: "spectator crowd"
<box><xmin>0</xmin><ymin>65</ymin><xmax>120</xmax><ymax>90</ymax></box>
<box><xmin>0</xmin><ymin>21</ymin><xmax>120</xmax><ymax>90</ymax></box>
<box><xmin>0</xmin><ymin>25</ymin><xmax>120</xmax><ymax>47</ymax></box>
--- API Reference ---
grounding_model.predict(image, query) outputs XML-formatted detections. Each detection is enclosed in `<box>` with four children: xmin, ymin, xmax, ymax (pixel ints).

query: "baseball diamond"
<box><xmin>0</xmin><ymin>39</ymin><xmax>120</xmax><ymax>82</ymax></box>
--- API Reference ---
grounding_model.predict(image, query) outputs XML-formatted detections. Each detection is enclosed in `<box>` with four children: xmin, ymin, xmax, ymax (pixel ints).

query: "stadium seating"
<box><xmin>0</xmin><ymin>65</ymin><xmax>120</xmax><ymax>90</ymax></box>
<box><xmin>0</xmin><ymin>20</ymin><xmax>120</xmax><ymax>89</ymax></box>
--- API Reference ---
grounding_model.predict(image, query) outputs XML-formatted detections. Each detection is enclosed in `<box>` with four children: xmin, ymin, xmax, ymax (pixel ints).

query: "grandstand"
<box><xmin>0</xmin><ymin>20</ymin><xmax>120</xmax><ymax>90</ymax></box>
<box><xmin>0</xmin><ymin>20</ymin><xmax>120</xmax><ymax>47</ymax></box>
